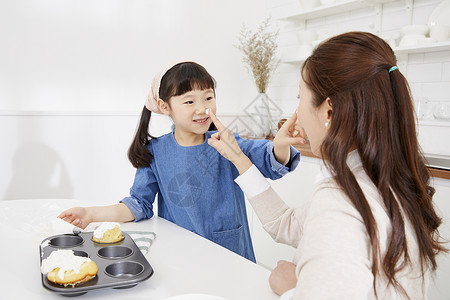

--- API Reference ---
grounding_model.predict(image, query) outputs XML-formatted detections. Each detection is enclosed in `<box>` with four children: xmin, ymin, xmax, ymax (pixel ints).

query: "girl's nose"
<box><xmin>195</xmin><ymin>103</ymin><xmax>207</xmax><ymax>115</ymax></box>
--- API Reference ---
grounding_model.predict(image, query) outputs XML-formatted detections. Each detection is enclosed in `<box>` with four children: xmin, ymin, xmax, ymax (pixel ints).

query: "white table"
<box><xmin>0</xmin><ymin>199</ymin><xmax>278</xmax><ymax>300</ymax></box>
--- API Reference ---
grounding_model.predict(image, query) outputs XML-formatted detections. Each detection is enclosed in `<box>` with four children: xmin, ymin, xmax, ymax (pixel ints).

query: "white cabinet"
<box><xmin>277</xmin><ymin>0</ymin><xmax>450</xmax><ymax>64</ymax></box>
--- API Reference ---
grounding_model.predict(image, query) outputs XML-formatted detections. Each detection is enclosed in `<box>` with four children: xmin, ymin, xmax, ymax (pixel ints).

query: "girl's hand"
<box><xmin>58</xmin><ymin>207</ymin><xmax>93</xmax><ymax>229</ymax></box>
<box><xmin>269</xmin><ymin>260</ymin><xmax>298</xmax><ymax>296</ymax></box>
<box><xmin>58</xmin><ymin>204</ymin><xmax>134</xmax><ymax>229</ymax></box>
<box><xmin>207</xmin><ymin>110</ymin><xmax>252</xmax><ymax>175</ymax></box>
<box><xmin>273</xmin><ymin>112</ymin><xmax>306</xmax><ymax>165</ymax></box>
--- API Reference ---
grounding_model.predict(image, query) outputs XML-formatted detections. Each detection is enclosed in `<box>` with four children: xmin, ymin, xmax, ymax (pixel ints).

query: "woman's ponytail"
<box><xmin>128</xmin><ymin>106</ymin><xmax>156</xmax><ymax>168</ymax></box>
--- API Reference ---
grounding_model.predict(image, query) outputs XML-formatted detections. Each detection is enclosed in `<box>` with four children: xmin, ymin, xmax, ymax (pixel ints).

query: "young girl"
<box><xmin>58</xmin><ymin>62</ymin><xmax>303</xmax><ymax>262</ymax></box>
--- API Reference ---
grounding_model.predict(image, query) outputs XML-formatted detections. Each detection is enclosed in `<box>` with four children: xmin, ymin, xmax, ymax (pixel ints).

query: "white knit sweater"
<box><xmin>235</xmin><ymin>151</ymin><xmax>428</xmax><ymax>299</ymax></box>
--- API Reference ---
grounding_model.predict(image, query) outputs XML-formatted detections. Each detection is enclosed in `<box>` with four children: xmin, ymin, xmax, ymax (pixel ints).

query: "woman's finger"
<box><xmin>280</xmin><ymin>113</ymin><xmax>297</xmax><ymax>132</ymax></box>
<box><xmin>294</xmin><ymin>122</ymin><xmax>307</xmax><ymax>140</ymax></box>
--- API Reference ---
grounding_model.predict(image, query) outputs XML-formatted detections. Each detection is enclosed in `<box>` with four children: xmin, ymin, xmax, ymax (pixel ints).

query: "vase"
<box><xmin>243</xmin><ymin>93</ymin><xmax>282</xmax><ymax>138</ymax></box>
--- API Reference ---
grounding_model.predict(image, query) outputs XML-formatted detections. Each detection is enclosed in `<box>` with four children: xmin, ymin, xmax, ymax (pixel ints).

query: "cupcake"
<box><xmin>92</xmin><ymin>222</ymin><xmax>123</xmax><ymax>243</ymax></box>
<box><xmin>41</xmin><ymin>250</ymin><xmax>98</xmax><ymax>287</ymax></box>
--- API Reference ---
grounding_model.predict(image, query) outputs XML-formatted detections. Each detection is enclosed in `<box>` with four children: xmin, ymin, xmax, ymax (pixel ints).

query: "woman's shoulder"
<box><xmin>312</xmin><ymin>181</ymin><xmax>353</xmax><ymax>209</ymax></box>
<box><xmin>310</xmin><ymin>171</ymin><xmax>385</xmax><ymax>222</ymax></box>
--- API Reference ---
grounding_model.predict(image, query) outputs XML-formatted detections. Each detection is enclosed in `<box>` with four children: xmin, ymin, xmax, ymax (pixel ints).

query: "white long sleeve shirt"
<box><xmin>235</xmin><ymin>151</ymin><xmax>428</xmax><ymax>299</ymax></box>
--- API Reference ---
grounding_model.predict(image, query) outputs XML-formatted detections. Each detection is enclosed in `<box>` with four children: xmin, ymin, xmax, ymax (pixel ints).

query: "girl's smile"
<box><xmin>193</xmin><ymin>117</ymin><xmax>209</xmax><ymax>125</ymax></box>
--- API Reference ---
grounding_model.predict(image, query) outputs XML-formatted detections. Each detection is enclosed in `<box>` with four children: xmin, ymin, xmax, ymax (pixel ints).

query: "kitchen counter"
<box><xmin>292</xmin><ymin>142</ymin><xmax>450</xmax><ymax>180</ymax></box>
<box><xmin>0</xmin><ymin>199</ymin><xmax>278</xmax><ymax>300</ymax></box>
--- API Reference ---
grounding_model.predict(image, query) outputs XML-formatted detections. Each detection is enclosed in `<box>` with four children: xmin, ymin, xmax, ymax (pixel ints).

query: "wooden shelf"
<box><xmin>292</xmin><ymin>142</ymin><xmax>315</xmax><ymax>158</ymax></box>
<box><xmin>429</xmin><ymin>168</ymin><xmax>450</xmax><ymax>180</ymax></box>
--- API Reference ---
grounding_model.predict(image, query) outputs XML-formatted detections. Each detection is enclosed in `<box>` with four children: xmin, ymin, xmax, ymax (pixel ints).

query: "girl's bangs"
<box><xmin>174</xmin><ymin>76</ymin><xmax>215</xmax><ymax>96</ymax></box>
<box><xmin>160</xmin><ymin>62</ymin><xmax>216</xmax><ymax>100</ymax></box>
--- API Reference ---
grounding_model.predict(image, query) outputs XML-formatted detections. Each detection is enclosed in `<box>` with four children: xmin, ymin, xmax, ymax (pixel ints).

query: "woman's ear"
<box><xmin>157</xmin><ymin>99</ymin><xmax>170</xmax><ymax>115</ymax></box>
<box><xmin>320</xmin><ymin>97</ymin><xmax>332</xmax><ymax>128</ymax></box>
<box><xmin>326</xmin><ymin>98</ymin><xmax>332</xmax><ymax>121</ymax></box>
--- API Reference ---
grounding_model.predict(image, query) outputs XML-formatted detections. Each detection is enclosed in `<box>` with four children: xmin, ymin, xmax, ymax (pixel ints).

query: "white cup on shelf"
<box><xmin>415</xmin><ymin>97</ymin><xmax>435</xmax><ymax>121</ymax></box>
<box><xmin>399</xmin><ymin>34</ymin><xmax>426</xmax><ymax>47</ymax></box>
<box><xmin>399</xmin><ymin>24</ymin><xmax>429</xmax><ymax>47</ymax></box>
<box><xmin>434</xmin><ymin>102</ymin><xmax>450</xmax><ymax>120</ymax></box>
<box><xmin>430</xmin><ymin>25</ymin><xmax>450</xmax><ymax>42</ymax></box>
<box><xmin>420</xmin><ymin>37</ymin><xmax>437</xmax><ymax>45</ymax></box>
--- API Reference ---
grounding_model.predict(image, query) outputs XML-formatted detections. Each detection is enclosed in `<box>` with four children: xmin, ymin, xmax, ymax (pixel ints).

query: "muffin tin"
<box><xmin>39</xmin><ymin>232</ymin><xmax>154</xmax><ymax>296</ymax></box>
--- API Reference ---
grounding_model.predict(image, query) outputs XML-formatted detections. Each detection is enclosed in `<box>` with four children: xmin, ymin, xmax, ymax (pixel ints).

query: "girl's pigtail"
<box><xmin>128</xmin><ymin>106</ymin><xmax>156</xmax><ymax>168</ymax></box>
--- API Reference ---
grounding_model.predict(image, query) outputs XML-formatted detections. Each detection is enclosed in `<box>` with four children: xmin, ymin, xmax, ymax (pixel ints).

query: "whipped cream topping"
<box><xmin>93</xmin><ymin>222</ymin><xmax>120</xmax><ymax>239</ymax></box>
<box><xmin>40</xmin><ymin>250</ymin><xmax>91</xmax><ymax>280</ymax></box>
<box><xmin>40</xmin><ymin>240</ymin><xmax>50</xmax><ymax>258</ymax></box>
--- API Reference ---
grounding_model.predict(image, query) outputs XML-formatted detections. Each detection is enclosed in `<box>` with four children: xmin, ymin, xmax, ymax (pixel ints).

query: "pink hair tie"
<box><xmin>145</xmin><ymin>62</ymin><xmax>184</xmax><ymax>114</ymax></box>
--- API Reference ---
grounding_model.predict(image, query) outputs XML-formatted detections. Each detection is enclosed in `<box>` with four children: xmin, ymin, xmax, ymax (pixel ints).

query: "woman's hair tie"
<box><xmin>388</xmin><ymin>66</ymin><xmax>398</xmax><ymax>74</ymax></box>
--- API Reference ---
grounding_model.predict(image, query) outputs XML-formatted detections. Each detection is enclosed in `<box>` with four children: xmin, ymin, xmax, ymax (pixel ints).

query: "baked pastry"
<box><xmin>41</xmin><ymin>250</ymin><xmax>98</xmax><ymax>287</ymax></box>
<box><xmin>92</xmin><ymin>222</ymin><xmax>123</xmax><ymax>243</ymax></box>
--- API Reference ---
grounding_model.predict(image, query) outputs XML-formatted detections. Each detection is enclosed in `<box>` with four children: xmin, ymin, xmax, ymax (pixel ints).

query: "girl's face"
<box><xmin>164</xmin><ymin>88</ymin><xmax>216</xmax><ymax>137</ymax></box>
<box><xmin>296</xmin><ymin>77</ymin><xmax>331</xmax><ymax>157</ymax></box>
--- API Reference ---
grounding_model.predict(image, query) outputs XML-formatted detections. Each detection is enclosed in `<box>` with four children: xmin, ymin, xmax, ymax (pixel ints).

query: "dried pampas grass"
<box><xmin>236</xmin><ymin>18</ymin><xmax>279</xmax><ymax>93</ymax></box>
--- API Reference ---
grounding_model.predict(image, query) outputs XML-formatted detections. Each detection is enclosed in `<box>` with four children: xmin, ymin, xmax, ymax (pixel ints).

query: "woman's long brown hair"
<box><xmin>302</xmin><ymin>32</ymin><xmax>446</xmax><ymax>297</ymax></box>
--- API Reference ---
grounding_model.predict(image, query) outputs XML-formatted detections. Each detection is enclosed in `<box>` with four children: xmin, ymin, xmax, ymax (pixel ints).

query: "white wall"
<box><xmin>0</xmin><ymin>0</ymin><xmax>269</xmax><ymax>202</ymax></box>
<box><xmin>0</xmin><ymin>0</ymin><xmax>267</xmax><ymax>113</ymax></box>
<box><xmin>1</xmin><ymin>112</ymin><xmax>146</xmax><ymax>201</ymax></box>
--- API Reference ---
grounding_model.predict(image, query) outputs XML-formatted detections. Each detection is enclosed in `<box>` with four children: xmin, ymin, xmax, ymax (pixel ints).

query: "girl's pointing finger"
<box><xmin>207</xmin><ymin>109</ymin><xmax>225</xmax><ymax>131</ymax></box>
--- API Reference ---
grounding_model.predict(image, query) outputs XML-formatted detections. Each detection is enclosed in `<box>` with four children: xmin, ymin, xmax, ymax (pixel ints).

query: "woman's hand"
<box><xmin>207</xmin><ymin>110</ymin><xmax>252</xmax><ymax>175</ymax></box>
<box><xmin>58</xmin><ymin>207</ymin><xmax>93</xmax><ymax>229</ymax></box>
<box><xmin>269</xmin><ymin>260</ymin><xmax>298</xmax><ymax>296</ymax></box>
<box><xmin>273</xmin><ymin>112</ymin><xmax>306</xmax><ymax>165</ymax></box>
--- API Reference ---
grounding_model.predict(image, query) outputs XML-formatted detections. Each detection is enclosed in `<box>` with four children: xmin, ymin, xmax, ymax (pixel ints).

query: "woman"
<box><xmin>207</xmin><ymin>32</ymin><xmax>446</xmax><ymax>299</ymax></box>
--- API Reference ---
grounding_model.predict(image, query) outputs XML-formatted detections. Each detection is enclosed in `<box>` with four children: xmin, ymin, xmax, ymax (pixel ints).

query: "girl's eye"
<box><xmin>206</xmin><ymin>97</ymin><xmax>214</xmax><ymax>101</ymax></box>
<box><xmin>184</xmin><ymin>101</ymin><xmax>194</xmax><ymax>104</ymax></box>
